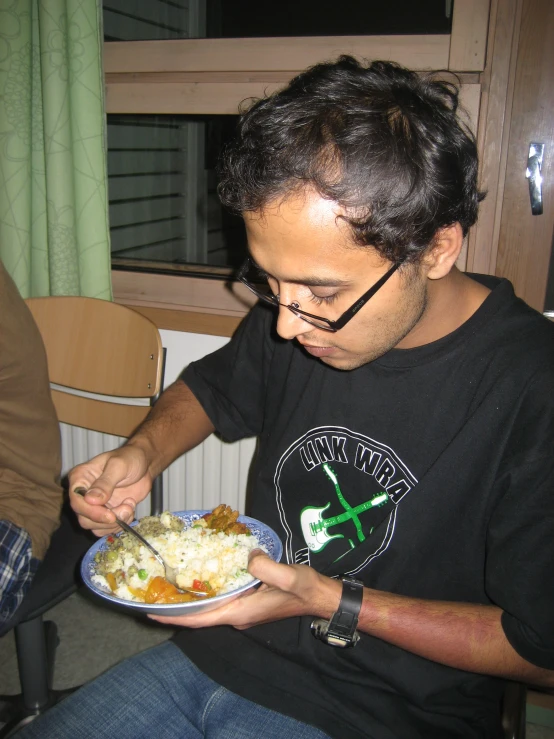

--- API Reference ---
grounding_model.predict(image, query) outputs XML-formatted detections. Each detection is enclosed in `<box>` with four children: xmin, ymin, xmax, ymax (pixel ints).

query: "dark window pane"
<box><xmin>107</xmin><ymin>115</ymin><xmax>247</xmax><ymax>271</ymax></box>
<box><xmin>210</xmin><ymin>0</ymin><xmax>452</xmax><ymax>38</ymax></box>
<box><xmin>103</xmin><ymin>0</ymin><xmax>201</xmax><ymax>41</ymax></box>
<box><xmin>104</xmin><ymin>0</ymin><xmax>452</xmax><ymax>42</ymax></box>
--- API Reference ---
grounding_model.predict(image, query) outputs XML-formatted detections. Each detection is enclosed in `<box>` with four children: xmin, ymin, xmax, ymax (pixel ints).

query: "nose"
<box><xmin>276</xmin><ymin>304</ymin><xmax>311</xmax><ymax>341</ymax></box>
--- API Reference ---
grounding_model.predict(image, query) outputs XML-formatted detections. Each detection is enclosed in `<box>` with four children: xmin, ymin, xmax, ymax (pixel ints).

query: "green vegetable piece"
<box><xmin>138</xmin><ymin>569</ymin><xmax>148</xmax><ymax>580</ymax></box>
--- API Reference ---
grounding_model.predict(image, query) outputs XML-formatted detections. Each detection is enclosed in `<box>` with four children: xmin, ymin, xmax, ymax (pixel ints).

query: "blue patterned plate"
<box><xmin>81</xmin><ymin>510</ymin><xmax>283</xmax><ymax>616</ymax></box>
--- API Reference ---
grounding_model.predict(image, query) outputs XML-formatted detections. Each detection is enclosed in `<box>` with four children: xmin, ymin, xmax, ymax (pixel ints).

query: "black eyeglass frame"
<box><xmin>237</xmin><ymin>257</ymin><xmax>403</xmax><ymax>332</ymax></box>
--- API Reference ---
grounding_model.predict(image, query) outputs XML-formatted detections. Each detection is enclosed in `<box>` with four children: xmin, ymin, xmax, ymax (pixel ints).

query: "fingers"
<box><xmin>71</xmin><ymin>488</ymin><xmax>117</xmax><ymax>533</ymax></box>
<box><xmin>69</xmin><ymin>447</ymin><xmax>152</xmax><ymax>533</ymax></box>
<box><xmin>148</xmin><ymin>572</ymin><xmax>309</xmax><ymax>630</ymax></box>
<box><xmin>148</xmin><ymin>595</ymin><xmax>242</xmax><ymax>628</ymax></box>
<box><xmin>70</xmin><ymin>454</ymin><xmax>135</xmax><ymax>505</ymax></box>
<box><xmin>72</xmin><ymin>491</ymin><xmax>138</xmax><ymax>534</ymax></box>
<box><xmin>70</xmin><ymin>466</ymin><xmax>116</xmax><ymax>531</ymax></box>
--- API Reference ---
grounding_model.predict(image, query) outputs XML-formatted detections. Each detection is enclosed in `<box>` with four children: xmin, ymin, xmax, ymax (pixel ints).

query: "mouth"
<box><xmin>298</xmin><ymin>342</ymin><xmax>336</xmax><ymax>358</ymax></box>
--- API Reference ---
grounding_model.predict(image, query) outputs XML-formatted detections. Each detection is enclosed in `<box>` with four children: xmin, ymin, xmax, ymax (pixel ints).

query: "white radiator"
<box><xmin>60</xmin><ymin>423</ymin><xmax>257</xmax><ymax>518</ymax></box>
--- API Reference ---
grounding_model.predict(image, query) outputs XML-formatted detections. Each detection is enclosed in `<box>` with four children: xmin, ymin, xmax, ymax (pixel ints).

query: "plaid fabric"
<box><xmin>0</xmin><ymin>520</ymin><xmax>40</xmax><ymax>624</ymax></box>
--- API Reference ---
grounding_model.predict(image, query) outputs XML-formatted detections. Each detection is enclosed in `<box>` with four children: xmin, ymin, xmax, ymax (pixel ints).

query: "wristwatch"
<box><xmin>311</xmin><ymin>576</ymin><xmax>364</xmax><ymax>648</ymax></box>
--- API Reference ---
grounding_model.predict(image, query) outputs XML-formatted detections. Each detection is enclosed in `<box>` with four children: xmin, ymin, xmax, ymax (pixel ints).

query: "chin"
<box><xmin>319</xmin><ymin>355</ymin><xmax>367</xmax><ymax>371</ymax></box>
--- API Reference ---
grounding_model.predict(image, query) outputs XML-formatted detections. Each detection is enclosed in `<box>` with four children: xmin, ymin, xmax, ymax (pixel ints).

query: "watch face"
<box><xmin>311</xmin><ymin>577</ymin><xmax>363</xmax><ymax>648</ymax></box>
<box><xmin>310</xmin><ymin>617</ymin><xmax>360</xmax><ymax>648</ymax></box>
<box><xmin>326</xmin><ymin>634</ymin><xmax>352</xmax><ymax>648</ymax></box>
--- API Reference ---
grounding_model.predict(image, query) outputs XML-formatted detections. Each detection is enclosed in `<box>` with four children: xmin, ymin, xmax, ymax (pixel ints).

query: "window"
<box><xmin>108</xmin><ymin>114</ymin><xmax>246</xmax><ymax>271</ymax></box>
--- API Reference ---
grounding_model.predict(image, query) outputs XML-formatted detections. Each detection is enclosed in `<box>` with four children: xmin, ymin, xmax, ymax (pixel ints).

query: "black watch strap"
<box><xmin>311</xmin><ymin>576</ymin><xmax>363</xmax><ymax>648</ymax></box>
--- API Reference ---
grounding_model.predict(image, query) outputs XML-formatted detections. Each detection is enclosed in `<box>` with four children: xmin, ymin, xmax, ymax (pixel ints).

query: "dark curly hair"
<box><xmin>217</xmin><ymin>56</ymin><xmax>485</xmax><ymax>263</ymax></box>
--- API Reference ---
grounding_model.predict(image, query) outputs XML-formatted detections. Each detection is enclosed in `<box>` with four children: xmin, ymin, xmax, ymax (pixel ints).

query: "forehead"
<box><xmin>243</xmin><ymin>189</ymin><xmax>382</xmax><ymax>273</ymax></box>
<box><xmin>245</xmin><ymin>190</ymin><xmax>347</xmax><ymax>243</ymax></box>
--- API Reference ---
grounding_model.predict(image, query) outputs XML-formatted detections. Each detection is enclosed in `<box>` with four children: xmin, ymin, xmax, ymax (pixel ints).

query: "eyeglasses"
<box><xmin>237</xmin><ymin>257</ymin><xmax>402</xmax><ymax>332</ymax></box>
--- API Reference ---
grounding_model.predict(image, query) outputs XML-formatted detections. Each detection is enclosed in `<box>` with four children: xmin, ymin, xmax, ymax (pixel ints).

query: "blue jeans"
<box><xmin>17</xmin><ymin>641</ymin><xmax>330</xmax><ymax>739</ymax></box>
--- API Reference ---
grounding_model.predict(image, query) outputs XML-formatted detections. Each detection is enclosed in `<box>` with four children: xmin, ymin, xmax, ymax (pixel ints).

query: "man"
<box><xmin>20</xmin><ymin>57</ymin><xmax>554</xmax><ymax>738</ymax></box>
<box><xmin>0</xmin><ymin>260</ymin><xmax>62</xmax><ymax>623</ymax></box>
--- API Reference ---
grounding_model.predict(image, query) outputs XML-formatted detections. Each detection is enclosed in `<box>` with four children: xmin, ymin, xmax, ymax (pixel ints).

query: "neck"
<box><xmin>397</xmin><ymin>268</ymin><xmax>491</xmax><ymax>349</ymax></box>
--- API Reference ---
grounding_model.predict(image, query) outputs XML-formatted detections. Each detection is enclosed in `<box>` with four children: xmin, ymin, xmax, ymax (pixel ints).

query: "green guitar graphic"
<box><xmin>300</xmin><ymin>463</ymin><xmax>389</xmax><ymax>553</ymax></box>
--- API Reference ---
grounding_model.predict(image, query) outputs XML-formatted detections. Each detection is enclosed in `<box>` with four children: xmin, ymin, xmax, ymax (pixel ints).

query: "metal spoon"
<box><xmin>74</xmin><ymin>487</ymin><xmax>208</xmax><ymax>596</ymax></box>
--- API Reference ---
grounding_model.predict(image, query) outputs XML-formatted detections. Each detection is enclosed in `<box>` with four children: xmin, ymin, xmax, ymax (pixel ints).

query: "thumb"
<box><xmin>248</xmin><ymin>550</ymin><xmax>292</xmax><ymax>590</ymax></box>
<box><xmin>79</xmin><ymin>455</ymin><xmax>133</xmax><ymax>503</ymax></box>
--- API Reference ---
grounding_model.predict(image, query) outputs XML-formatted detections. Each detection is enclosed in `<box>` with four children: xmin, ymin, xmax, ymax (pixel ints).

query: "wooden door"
<box><xmin>494</xmin><ymin>0</ymin><xmax>554</xmax><ymax>312</ymax></box>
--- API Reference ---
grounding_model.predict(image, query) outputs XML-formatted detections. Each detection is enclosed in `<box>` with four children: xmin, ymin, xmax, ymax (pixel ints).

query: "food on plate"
<box><xmin>201</xmin><ymin>503</ymin><xmax>251</xmax><ymax>536</ymax></box>
<box><xmin>92</xmin><ymin>506</ymin><xmax>264</xmax><ymax>605</ymax></box>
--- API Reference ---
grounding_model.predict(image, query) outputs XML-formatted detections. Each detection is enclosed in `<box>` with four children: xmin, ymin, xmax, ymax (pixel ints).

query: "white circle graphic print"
<box><xmin>273</xmin><ymin>426</ymin><xmax>418</xmax><ymax>574</ymax></box>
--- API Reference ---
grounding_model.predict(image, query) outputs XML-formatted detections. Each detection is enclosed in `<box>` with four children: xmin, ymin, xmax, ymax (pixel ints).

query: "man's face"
<box><xmin>244</xmin><ymin>189</ymin><xmax>432</xmax><ymax>371</ymax></box>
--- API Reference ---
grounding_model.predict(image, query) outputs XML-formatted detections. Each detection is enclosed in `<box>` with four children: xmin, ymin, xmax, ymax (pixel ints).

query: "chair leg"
<box><xmin>0</xmin><ymin>618</ymin><xmax>57</xmax><ymax>737</ymax></box>
<box><xmin>15</xmin><ymin>617</ymin><xmax>55</xmax><ymax>712</ymax></box>
<box><xmin>0</xmin><ymin>617</ymin><xmax>80</xmax><ymax>737</ymax></box>
<box><xmin>501</xmin><ymin>682</ymin><xmax>527</xmax><ymax>739</ymax></box>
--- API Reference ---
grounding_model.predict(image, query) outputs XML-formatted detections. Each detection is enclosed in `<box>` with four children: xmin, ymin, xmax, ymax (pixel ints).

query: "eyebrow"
<box><xmin>288</xmin><ymin>276</ymin><xmax>350</xmax><ymax>287</ymax></box>
<box><xmin>251</xmin><ymin>260</ymin><xmax>351</xmax><ymax>288</ymax></box>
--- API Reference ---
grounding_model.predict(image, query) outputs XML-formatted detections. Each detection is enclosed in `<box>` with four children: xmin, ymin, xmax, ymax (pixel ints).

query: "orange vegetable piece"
<box><xmin>128</xmin><ymin>585</ymin><xmax>148</xmax><ymax>600</ymax></box>
<box><xmin>144</xmin><ymin>576</ymin><xmax>197</xmax><ymax>604</ymax></box>
<box><xmin>106</xmin><ymin>572</ymin><xmax>117</xmax><ymax>592</ymax></box>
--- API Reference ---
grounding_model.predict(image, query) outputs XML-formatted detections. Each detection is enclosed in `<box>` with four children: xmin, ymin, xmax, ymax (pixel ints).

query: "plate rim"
<box><xmin>80</xmin><ymin>509</ymin><xmax>283</xmax><ymax>613</ymax></box>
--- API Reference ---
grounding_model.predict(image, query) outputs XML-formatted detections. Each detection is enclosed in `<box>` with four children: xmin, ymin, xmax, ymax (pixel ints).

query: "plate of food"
<box><xmin>81</xmin><ymin>505</ymin><xmax>283</xmax><ymax>615</ymax></box>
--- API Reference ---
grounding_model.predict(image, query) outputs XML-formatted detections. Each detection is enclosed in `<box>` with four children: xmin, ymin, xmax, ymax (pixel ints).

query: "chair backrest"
<box><xmin>25</xmin><ymin>297</ymin><xmax>164</xmax><ymax>438</ymax></box>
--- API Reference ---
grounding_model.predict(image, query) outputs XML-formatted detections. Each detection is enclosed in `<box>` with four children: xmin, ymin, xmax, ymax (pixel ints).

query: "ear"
<box><xmin>423</xmin><ymin>223</ymin><xmax>464</xmax><ymax>279</ymax></box>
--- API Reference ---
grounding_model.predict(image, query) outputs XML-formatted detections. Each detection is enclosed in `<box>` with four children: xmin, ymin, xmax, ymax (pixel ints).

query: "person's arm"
<box><xmin>151</xmin><ymin>551</ymin><xmax>554</xmax><ymax>689</ymax></box>
<box><xmin>69</xmin><ymin>380</ymin><xmax>214</xmax><ymax>535</ymax></box>
<box><xmin>126</xmin><ymin>379</ymin><xmax>216</xmax><ymax>477</ymax></box>
<box><xmin>356</xmin><ymin>584</ymin><xmax>554</xmax><ymax>687</ymax></box>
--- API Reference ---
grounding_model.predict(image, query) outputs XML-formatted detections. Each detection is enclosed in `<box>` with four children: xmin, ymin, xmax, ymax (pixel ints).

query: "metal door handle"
<box><xmin>526</xmin><ymin>143</ymin><xmax>544</xmax><ymax>215</ymax></box>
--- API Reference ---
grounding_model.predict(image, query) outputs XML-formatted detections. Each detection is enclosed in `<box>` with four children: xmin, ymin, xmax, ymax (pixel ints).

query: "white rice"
<box><xmin>92</xmin><ymin>511</ymin><xmax>264</xmax><ymax>602</ymax></box>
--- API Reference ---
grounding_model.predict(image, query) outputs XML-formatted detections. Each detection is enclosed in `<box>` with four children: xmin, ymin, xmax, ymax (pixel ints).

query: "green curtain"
<box><xmin>0</xmin><ymin>0</ymin><xmax>112</xmax><ymax>299</ymax></box>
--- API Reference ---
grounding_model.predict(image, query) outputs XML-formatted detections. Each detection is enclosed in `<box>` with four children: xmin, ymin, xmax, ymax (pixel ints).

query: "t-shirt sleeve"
<box><xmin>181</xmin><ymin>304</ymin><xmax>276</xmax><ymax>442</ymax></box>
<box><xmin>485</xmin><ymin>371</ymin><xmax>554</xmax><ymax>670</ymax></box>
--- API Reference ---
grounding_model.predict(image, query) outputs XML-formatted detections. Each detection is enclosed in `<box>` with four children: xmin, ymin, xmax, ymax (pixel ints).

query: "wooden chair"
<box><xmin>26</xmin><ymin>296</ymin><xmax>165</xmax><ymax>452</ymax></box>
<box><xmin>0</xmin><ymin>297</ymin><xmax>165</xmax><ymax>737</ymax></box>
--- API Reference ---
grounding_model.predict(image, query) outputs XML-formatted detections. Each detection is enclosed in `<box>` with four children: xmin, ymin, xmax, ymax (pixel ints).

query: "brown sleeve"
<box><xmin>0</xmin><ymin>262</ymin><xmax>63</xmax><ymax>559</ymax></box>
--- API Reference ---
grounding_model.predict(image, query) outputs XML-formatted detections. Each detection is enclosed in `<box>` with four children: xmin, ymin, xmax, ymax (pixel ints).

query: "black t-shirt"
<box><xmin>173</xmin><ymin>275</ymin><xmax>554</xmax><ymax>739</ymax></box>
